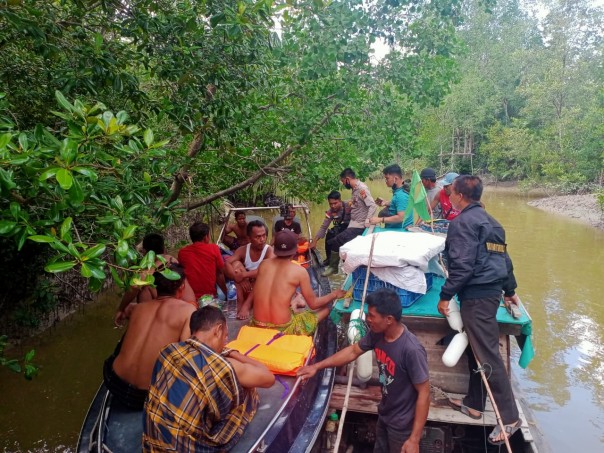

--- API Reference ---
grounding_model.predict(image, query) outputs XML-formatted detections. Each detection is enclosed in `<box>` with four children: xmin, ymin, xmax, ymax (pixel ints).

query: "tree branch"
<box><xmin>163</xmin><ymin>130</ymin><xmax>205</xmax><ymax>206</ymax></box>
<box><xmin>185</xmin><ymin>102</ymin><xmax>342</xmax><ymax>211</ymax></box>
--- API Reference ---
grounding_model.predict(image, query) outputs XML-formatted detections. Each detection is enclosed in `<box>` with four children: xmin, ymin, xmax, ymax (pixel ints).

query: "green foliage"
<box><xmin>0</xmin><ymin>91</ymin><xmax>183</xmax><ymax>290</ymax></box>
<box><xmin>415</xmin><ymin>0</ymin><xmax>603</xmax><ymax>187</ymax></box>
<box><xmin>1</xmin><ymin>0</ymin><xmax>462</xmax><ymax>301</ymax></box>
<box><xmin>0</xmin><ymin>335</ymin><xmax>38</xmax><ymax>380</ymax></box>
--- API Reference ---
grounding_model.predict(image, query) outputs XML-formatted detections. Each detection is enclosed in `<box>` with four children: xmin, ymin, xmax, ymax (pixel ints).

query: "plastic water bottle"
<box><xmin>226</xmin><ymin>282</ymin><xmax>237</xmax><ymax>319</ymax></box>
<box><xmin>324</xmin><ymin>412</ymin><xmax>339</xmax><ymax>451</ymax></box>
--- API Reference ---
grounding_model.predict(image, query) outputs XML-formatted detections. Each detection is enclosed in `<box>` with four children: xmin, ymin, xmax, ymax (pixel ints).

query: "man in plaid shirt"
<box><xmin>143</xmin><ymin>306</ymin><xmax>274</xmax><ymax>452</ymax></box>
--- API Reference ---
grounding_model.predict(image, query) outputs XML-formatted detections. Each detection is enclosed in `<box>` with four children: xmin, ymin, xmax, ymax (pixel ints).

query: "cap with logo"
<box><xmin>274</xmin><ymin>230</ymin><xmax>298</xmax><ymax>257</ymax></box>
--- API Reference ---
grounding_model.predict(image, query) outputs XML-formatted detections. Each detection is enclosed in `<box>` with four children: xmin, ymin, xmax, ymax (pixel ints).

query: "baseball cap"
<box><xmin>441</xmin><ymin>172</ymin><xmax>459</xmax><ymax>186</ymax></box>
<box><xmin>274</xmin><ymin>230</ymin><xmax>298</xmax><ymax>257</ymax></box>
<box><xmin>420</xmin><ymin>168</ymin><xmax>436</xmax><ymax>179</ymax></box>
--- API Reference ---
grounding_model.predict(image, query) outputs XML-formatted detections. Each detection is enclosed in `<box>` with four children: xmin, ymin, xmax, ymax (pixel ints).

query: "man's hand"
<box><xmin>401</xmin><ymin>438</ymin><xmax>420</xmax><ymax>453</ymax></box>
<box><xmin>240</xmin><ymin>279</ymin><xmax>252</xmax><ymax>294</ymax></box>
<box><xmin>369</xmin><ymin>216</ymin><xmax>381</xmax><ymax>225</ymax></box>
<box><xmin>332</xmin><ymin>289</ymin><xmax>346</xmax><ymax>300</ymax></box>
<box><xmin>309</xmin><ymin>240</ymin><xmax>317</xmax><ymax>250</ymax></box>
<box><xmin>437</xmin><ymin>299</ymin><xmax>450</xmax><ymax>317</ymax></box>
<box><xmin>297</xmin><ymin>364</ymin><xmax>318</xmax><ymax>380</ymax></box>
<box><xmin>114</xmin><ymin>310</ymin><xmax>126</xmax><ymax>328</ymax></box>
<box><xmin>504</xmin><ymin>294</ymin><xmax>520</xmax><ymax>306</ymax></box>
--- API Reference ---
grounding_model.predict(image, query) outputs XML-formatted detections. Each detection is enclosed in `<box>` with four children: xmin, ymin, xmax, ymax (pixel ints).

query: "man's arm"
<box><xmin>311</xmin><ymin>216</ymin><xmax>332</xmax><ymax>247</ymax></box>
<box><xmin>298</xmin><ymin>267</ymin><xmax>345</xmax><ymax>309</ymax></box>
<box><xmin>227</xmin><ymin>351</ymin><xmax>275</xmax><ymax>388</ymax></box>
<box><xmin>297</xmin><ymin>343</ymin><xmax>364</xmax><ymax>380</ymax></box>
<box><xmin>401</xmin><ymin>380</ymin><xmax>430</xmax><ymax>453</ymax></box>
<box><xmin>224</xmin><ymin>249</ymin><xmax>245</xmax><ymax>281</ymax></box>
<box><xmin>363</xmin><ymin>190</ymin><xmax>378</xmax><ymax>223</ymax></box>
<box><xmin>179</xmin><ymin>307</ymin><xmax>195</xmax><ymax>340</ymax></box>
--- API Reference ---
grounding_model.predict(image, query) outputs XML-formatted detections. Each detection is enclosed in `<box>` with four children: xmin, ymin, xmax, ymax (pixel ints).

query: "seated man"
<box><xmin>103</xmin><ymin>264</ymin><xmax>196</xmax><ymax>409</ymax></box>
<box><xmin>251</xmin><ymin>230</ymin><xmax>345</xmax><ymax>335</ymax></box>
<box><xmin>225</xmin><ymin>220</ymin><xmax>274</xmax><ymax>320</ymax></box>
<box><xmin>143</xmin><ymin>306</ymin><xmax>274</xmax><ymax>452</ymax></box>
<box><xmin>272</xmin><ymin>203</ymin><xmax>302</xmax><ymax>242</ymax></box>
<box><xmin>114</xmin><ymin>233</ymin><xmax>196</xmax><ymax>326</ymax></box>
<box><xmin>369</xmin><ymin>164</ymin><xmax>412</xmax><ymax>229</ymax></box>
<box><xmin>178</xmin><ymin>222</ymin><xmax>227</xmax><ymax>301</ymax></box>
<box><xmin>221</xmin><ymin>212</ymin><xmax>250</xmax><ymax>251</ymax></box>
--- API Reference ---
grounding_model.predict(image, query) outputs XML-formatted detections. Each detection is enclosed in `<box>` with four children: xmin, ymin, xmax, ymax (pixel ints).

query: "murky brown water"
<box><xmin>1</xmin><ymin>183</ymin><xmax>603</xmax><ymax>452</ymax></box>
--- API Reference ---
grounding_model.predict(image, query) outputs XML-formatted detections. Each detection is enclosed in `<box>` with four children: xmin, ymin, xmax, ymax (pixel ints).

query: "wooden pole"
<box><xmin>332</xmin><ymin>231</ymin><xmax>378</xmax><ymax>453</ymax></box>
<box><xmin>472</xmin><ymin>352</ymin><xmax>513</xmax><ymax>453</ymax></box>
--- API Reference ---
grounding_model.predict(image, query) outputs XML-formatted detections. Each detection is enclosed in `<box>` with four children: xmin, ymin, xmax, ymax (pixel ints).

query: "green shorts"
<box><xmin>250</xmin><ymin>310</ymin><xmax>318</xmax><ymax>336</ymax></box>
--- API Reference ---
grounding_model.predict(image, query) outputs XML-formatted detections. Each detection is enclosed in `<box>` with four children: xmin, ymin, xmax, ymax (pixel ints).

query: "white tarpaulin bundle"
<box><xmin>340</xmin><ymin>231</ymin><xmax>446</xmax><ymax>293</ymax></box>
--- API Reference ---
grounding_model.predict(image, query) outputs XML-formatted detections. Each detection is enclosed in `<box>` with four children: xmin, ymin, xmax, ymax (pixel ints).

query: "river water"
<box><xmin>1</xmin><ymin>184</ymin><xmax>603</xmax><ymax>452</ymax></box>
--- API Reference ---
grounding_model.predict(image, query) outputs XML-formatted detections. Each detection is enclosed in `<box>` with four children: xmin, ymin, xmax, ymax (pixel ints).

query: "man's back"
<box><xmin>178</xmin><ymin>242</ymin><xmax>223</xmax><ymax>298</ymax></box>
<box><xmin>253</xmin><ymin>258</ymin><xmax>305</xmax><ymax>325</ymax></box>
<box><xmin>113</xmin><ymin>297</ymin><xmax>195</xmax><ymax>389</ymax></box>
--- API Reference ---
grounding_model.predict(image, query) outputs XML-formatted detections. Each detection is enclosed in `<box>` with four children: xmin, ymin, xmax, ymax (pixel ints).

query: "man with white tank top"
<box><xmin>225</xmin><ymin>220</ymin><xmax>275</xmax><ymax>320</ymax></box>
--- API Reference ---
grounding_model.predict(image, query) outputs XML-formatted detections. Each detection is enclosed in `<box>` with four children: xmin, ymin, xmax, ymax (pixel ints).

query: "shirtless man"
<box><xmin>225</xmin><ymin>220</ymin><xmax>275</xmax><ymax>320</ymax></box>
<box><xmin>221</xmin><ymin>212</ymin><xmax>250</xmax><ymax>250</ymax></box>
<box><xmin>114</xmin><ymin>233</ymin><xmax>195</xmax><ymax>327</ymax></box>
<box><xmin>103</xmin><ymin>263</ymin><xmax>196</xmax><ymax>409</ymax></box>
<box><xmin>251</xmin><ymin>230</ymin><xmax>345</xmax><ymax>335</ymax></box>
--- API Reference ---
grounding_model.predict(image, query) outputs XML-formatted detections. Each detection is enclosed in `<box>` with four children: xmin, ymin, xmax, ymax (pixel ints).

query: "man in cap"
<box><xmin>420</xmin><ymin>168</ymin><xmax>440</xmax><ymax>218</ymax></box>
<box><xmin>431</xmin><ymin>172</ymin><xmax>460</xmax><ymax>220</ymax></box>
<box><xmin>251</xmin><ymin>230</ymin><xmax>346</xmax><ymax>335</ymax></box>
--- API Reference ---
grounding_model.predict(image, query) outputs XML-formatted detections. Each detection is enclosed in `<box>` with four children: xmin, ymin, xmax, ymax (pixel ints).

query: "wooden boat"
<box><xmin>77</xmin><ymin>205</ymin><xmax>337</xmax><ymax>453</ymax></box>
<box><xmin>326</xmin><ymin>225</ymin><xmax>548</xmax><ymax>453</ymax></box>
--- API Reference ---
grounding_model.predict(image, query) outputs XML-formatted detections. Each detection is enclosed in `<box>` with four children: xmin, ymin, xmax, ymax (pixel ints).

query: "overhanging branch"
<box><xmin>185</xmin><ymin>102</ymin><xmax>343</xmax><ymax>211</ymax></box>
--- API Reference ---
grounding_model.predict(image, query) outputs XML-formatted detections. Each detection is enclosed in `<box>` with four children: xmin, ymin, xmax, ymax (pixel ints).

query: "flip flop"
<box><xmin>488</xmin><ymin>420</ymin><xmax>522</xmax><ymax>445</ymax></box>
<box><xmin>447</xmin><ymin>399</ymin><xmax>482</xmax><ymax>420</ymax></box>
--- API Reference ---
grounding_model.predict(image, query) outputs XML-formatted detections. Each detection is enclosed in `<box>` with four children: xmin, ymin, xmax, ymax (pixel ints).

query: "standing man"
<box><xmin>225</xmin><ymin>220</ymin><xmax>275</xmax><ymax>319</ymax></box>
<box><xmin>251</xmin><ymin>231</ymin><xmax>346</xmax><ymax>335</ymax></box>
<box><xmin>298</xmin><ymin>289</ymin><xmax>430</xmax><ymax>453</ymax></box>
<box><xmin>143</xmin><ymin>306</ymin><xmax>275</xmax><ymax>452</ymax></box>
<box><xmin>178</xmin><ymin>222</ymin><xmax>227</xmax><ymax>300</ymax></box>
<box><xmin>310</xmin><ymin>191</ymin><xmax>351</xmax><ymax>266</ymax></box>
<box><xmin>420</xmin><ymin>168</ymin><xmax>440</xmax><ymax>218</ymax></box>
<box><xmin>430</xmin><ymin>172</ymin><xmax>460</xmax><ymax>220</ymax></box>
<box><xmin>323</xmin><ymin>168</ymin><xmax>377</xmax><ymax>276</ymax></box>
<box><xmin>437</xmin><ymin>175</ymin><xmax>522</xmax><ymax>446</ymax></box>
<box><xmin>369</xmin><ymin>164</ymin><xmax>412</xmax><ymax>229</ymax></box>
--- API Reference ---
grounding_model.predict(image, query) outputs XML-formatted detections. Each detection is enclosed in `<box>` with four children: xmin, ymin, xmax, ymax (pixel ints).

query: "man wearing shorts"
<box><xmin>251</xmin><ymin>230</ymin><xmax>345</xmax><ymax>335</ymax></box>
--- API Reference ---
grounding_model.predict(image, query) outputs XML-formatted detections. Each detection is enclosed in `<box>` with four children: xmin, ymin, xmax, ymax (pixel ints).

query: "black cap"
<box><xmin>274</xmin><ymin>230</ymin><xmax>298</xmax><ymax>257</ymax></box>
<box><xmin>420</xmin><ymin>168</ymin><xmax>436</xmax><ymax>179</ymax></box>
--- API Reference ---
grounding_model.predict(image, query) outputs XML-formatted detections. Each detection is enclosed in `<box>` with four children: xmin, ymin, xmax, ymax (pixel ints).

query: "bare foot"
<box><xmin>237</xmin><ymin>307</ymin><xmax>250</xmax><ymax>320</ymax></box>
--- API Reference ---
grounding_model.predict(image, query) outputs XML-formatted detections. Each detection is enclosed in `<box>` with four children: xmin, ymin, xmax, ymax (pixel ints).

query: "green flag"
<box><xmin>404</xmin><ymin>170</ymin><xmax>431</xmax><ymax>225</ymax></box>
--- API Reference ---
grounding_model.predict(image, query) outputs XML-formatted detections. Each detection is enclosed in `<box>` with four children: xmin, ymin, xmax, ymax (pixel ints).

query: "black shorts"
<box><xmin>103</xmin><ymin>354</ymin><xmax>148</xmax><ymax>410</ymax></box>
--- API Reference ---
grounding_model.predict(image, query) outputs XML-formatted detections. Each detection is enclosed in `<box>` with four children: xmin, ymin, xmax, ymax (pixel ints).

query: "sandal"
<box><xmin>488</xmin><ymin>420</ymin><xmax>522</xmax><ymax>445</ymax></box>
<box><xmin>447</xmin><ymin>399</ymin><xmax>482</xmax><ymax>420</ymax></box>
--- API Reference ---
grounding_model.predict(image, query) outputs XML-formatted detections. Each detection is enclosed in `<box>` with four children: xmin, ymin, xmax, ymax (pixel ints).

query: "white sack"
<box><xmin>340</xmin><ymin>231</ymin><xmax>446</xmax><ymax>294</ymax></box>
<box><xmin>340</xmin><ymin>231</ymin><xmax>445</xmax><ymax>272</ymax></box>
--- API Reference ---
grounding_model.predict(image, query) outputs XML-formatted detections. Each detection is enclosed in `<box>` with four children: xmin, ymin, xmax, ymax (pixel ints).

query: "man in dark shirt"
<box><xmin>298</xmin><ymin>289</ymin><xmax>430</xmax><ymax>453</ymax></box>
<box><xmin>272</xmin><ymin>203</ymin><xmax>302</xmax><ymax>239</ymax></box>
<box><xmin>437</xmin><ymin>175</ymin><xmax>522</xmax><ymax>446</ymax></box>
<box><xmin>310</xmin><ymin>191</ymin><xmax>351</xmax><ymax>265</ymax></box>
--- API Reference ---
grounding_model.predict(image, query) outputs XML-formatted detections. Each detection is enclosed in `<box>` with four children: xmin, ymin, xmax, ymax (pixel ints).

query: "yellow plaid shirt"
<box><xmin>143</xmin><ymin>338</ymin><xmax>258</xmax><ymax>452</ymax></box>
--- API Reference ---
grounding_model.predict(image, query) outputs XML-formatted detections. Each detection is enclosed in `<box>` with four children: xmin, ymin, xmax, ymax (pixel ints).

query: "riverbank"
<box><xmin>527</xmin><ymin>193</ymin><xmax>604</xmax><ymax>231</ymax></box>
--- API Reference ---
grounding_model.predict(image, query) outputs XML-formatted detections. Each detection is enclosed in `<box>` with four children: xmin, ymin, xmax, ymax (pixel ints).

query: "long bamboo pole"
<box><xmin>333</xmin><ymin>231</ymin><xmax>378</xmax><ymax>453</ymax></box>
